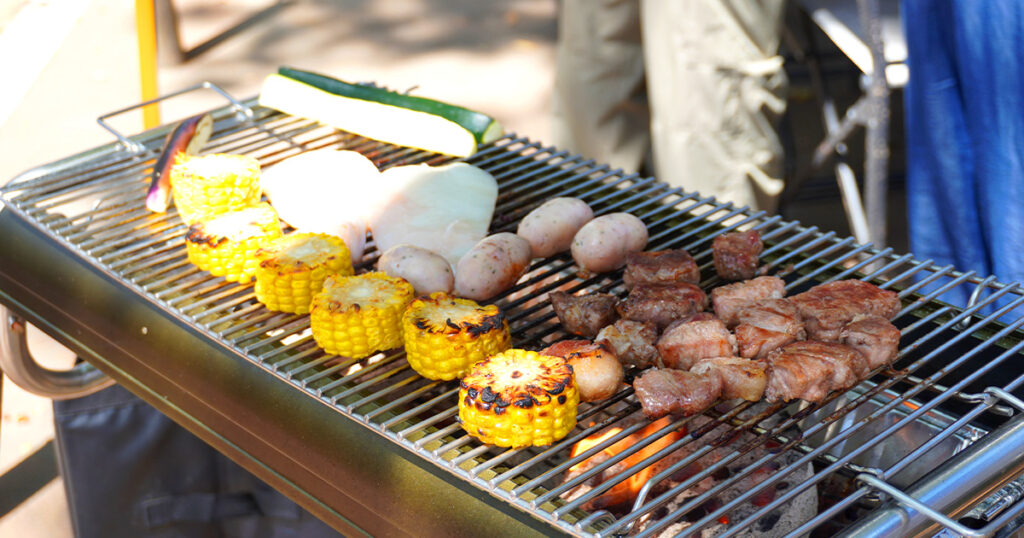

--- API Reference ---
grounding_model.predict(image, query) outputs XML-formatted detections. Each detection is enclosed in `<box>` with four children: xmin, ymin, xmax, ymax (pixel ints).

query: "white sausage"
<box><xmin>455</xmin><ymin>233</ymin><xmax>533</xmax><ymax>301</ymax></box>
<box><xmin>516</xmin><ymin>197</ymin><xmax>594</xmax><ymax>258</ymax></box>
<box><xmin>377</xmin><ymin>244</ymin><xmax>454</xmax><ymax>295</ymax></box>
<box><xmin>570</xmin><ymin>213</ymin><xmax>648</xmax><ymax>274</ymax></box>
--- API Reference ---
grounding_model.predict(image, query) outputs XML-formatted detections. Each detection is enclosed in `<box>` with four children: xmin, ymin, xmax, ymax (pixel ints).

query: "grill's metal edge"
<box><xmin>0</xmin><ymin>206</ymin><xmax>557</xmax><ymax>538</ymax></box>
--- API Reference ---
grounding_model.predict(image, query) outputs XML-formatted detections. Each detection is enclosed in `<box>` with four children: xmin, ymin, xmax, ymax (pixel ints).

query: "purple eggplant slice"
<box><xmin>146</xmin><ymin>113</ymin><xmax>214</xmax><ymax>212</ymax></box>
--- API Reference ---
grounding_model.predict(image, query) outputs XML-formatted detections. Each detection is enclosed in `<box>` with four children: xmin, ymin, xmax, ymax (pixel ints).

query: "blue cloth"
<box><xmin>903</xmin><ymin>0</ymin><xmax>1024</xmax><ymax>314</ymax></box>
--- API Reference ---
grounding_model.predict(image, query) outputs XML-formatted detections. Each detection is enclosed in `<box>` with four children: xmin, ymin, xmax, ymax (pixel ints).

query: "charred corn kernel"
<box><xmin>310</xmin><ymin>272</ymin><xmax>414</xmax><ymax>358</ymax></box>
<box><xmin>403</xmin><ymin>293</ymin><xmax>511</xmax><ymax>380</ymax></box>
<box><xmin>254</xmin><ymin>233</ymin><xmax>353</xmax><ymax>314</ymax></box>
<box><xmin>170</xmin><ymin>153</ymin><xmax>262</xmax><ymax>224</ymax></box>
<box><xmin>185</xmin><ymin>203</ymin><xmax>282</xmax><ymax>283</ymax></box>
<box><xmin>459</xmin><ymin>349</ymin><xmax>579</xmax><ymax>447</ymax></box>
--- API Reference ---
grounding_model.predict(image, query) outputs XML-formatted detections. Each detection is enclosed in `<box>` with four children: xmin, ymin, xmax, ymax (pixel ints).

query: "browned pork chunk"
<box><xmin>595</xmin><ymin>319</ymin><xmax>661</xmax><ymax>369</ymax></box>
<box><xmin>616</xmin><ymin>281</ymin><xmax>708</xmax><ymax>330</ymax></box>
<box><xmin>656</xmin><ymin>318</ymin><xmax>735</xmax><ymax>370</ymax></box>
<box><xmin>690</xmin><ymin>357</ymin><xmax>768</xmax><ymax>401</ymax></box>
<box><xmin>840</xmin><ymin>315</ymin><xmax>901</xmax><ymax>369</ymax></box>
<box><xmin>550</xmin><ymin>291</ymin><xmax>619</xmax><ymax>338</ymax></box>
<box><xmin>713</xmin><ymin>230</ymin><xmax>763</xmax><ymax>281</ymax></box>
<box><xmin>734</xmin><ymin>298</ymin><xmax>806</xmax><ymax>359</ymax></box>
<box><xmin>765</xmin><ymin>341</ymin><xmax>869</xmax><ymax>403</ymax></box>
<box><xmin>622</xmin><ymin>249</ymin><xmax>701</xmax><ymax>290</ymax></box>
<box><xmin>790</xmin><ymin>280</ymin><xmax>901</xmax><ymax>342</ymax></box>
<box><xmin>633</xmin><ymin>368</ymin><xmax>723</xmax><ymax>418</ymax></box>
<box><xmin>711</xmin><ymin>275</ymin><xmax>786</xmax><ymax>327</ymax></box>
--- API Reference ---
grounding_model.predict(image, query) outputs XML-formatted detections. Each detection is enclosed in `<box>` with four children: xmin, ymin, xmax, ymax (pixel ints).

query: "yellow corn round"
<box><xmin>403</xmin><ymin>292</ymin><xmax>511</xmax><ymax>380</ymax></box>
<box><xmin>310</xmin><ymin>272</ymin><xmax>415</xmax><ymax>358</ymax></box>
<box><xmin>171</xmin><ymin>153</ymin><xmax>262</xmax><ymax>224</ymax></box>
<box><xmin>254</xmin><ymin>233</ymin><xmax>353</xmax><ymax>314</ymax></box>
<box><xmin>185</xmin><ymin>203</ymin><xmax>282</xmax><ymax>283</ymax></box>
<box><xmin>459</xmin><ymin>349</ymin><xmax>579</xmax><ymax>448</ymax></box>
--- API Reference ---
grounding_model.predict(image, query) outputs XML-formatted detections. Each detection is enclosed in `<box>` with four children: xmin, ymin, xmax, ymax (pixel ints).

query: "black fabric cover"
<box><xmin>52</xmin><ymin>383</ymin><xmax>342</xmax><ymax>538</ymax></box>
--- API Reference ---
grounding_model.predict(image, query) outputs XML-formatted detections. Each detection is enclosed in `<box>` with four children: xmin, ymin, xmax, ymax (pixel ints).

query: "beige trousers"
<box><xmin>552</xmin><ymin>0</ymin><xmax>788</xmax><ymax>212</ymax></box>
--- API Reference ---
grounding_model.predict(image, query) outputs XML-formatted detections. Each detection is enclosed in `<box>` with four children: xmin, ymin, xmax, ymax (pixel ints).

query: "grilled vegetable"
<box><xmin>254</xmin><ymin>233</ymin><xmax>353</xmax><ymax>314</ymax></box>
<box><xmin>377</xmin><ymin>245</ymin><xmax>454</xmax><ymax>295</ymax></box>
<box><xmin>571</xmin><ymin>213</ymin><xmax>649</xmax><ymax>274</ymax></box>
<box><xmin>403</xmin><ymin>293</ymin><xmax>511</xmax><ymax>380</ymax></box>
<box><xmin>260</xmin><ymin>67</ymin><xmax>503</xmax><ymax>157</ymax></box>
<box><xmin>185</xmin><ymin>203</ymin><xmax>283</xmax><ymax>283</ymax></box>
<box><xmin>516</xmin><ymin>197</ymin><xmax>594</xmax><ymax>258</ymax></box>
<box><xmin>170</xmin><ymin>153</ymin><xmax>262</xmax><ymax>224</ymax></box>
<box><xmin>459</xmin><ymin>349</ymin><xmax>579</xmax><ymax>447</ymax></box>
<box><xmin>541</xmin><ymin>340</ymin><xmax>624</xmax><ymax>403</ymax></box>
<box><xmin>454</xmin><ymin>233</ymin><xmax>533</xmax><ymax>301</ymax></box>
<box><xmin>147</xmin><ymin>113</ymin><xmax>214</xmax><ymax>213</ymax></box>
<box><xmin>310</xmin><ymin>272</ymin><xmax>415</xmax><ymax>358</ymax></box>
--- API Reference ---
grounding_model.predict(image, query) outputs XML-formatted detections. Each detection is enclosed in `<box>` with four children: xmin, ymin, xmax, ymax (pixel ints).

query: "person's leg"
<box><xmin>551</xmin><ymin>0</ymin><xmax>650</xmax><ymax>175</ymax></box>
<box><xmin>640</xmin><ymin>0</ymin><xmax>787</xmax><ymax>212</ymax></box>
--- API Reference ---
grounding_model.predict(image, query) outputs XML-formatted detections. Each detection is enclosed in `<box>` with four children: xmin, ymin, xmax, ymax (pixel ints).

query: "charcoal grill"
<box><xmin>5</xmin><ymin>84</ymin><xmax>1024</xmax><ymax>537</ymax></box>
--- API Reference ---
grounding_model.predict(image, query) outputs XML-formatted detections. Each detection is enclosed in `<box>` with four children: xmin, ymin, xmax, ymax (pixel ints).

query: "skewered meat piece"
<box><xmin>790</xmin><ymin>279</ymin><xmax>901</xmax><ymax>342</ymax></box>
<box><xmin>633</xmin><ymin>368</ymin><xmax>723</xmax><ymax>418</ymax></box>
<box><xmin>711</xmin><ymin>276</ymin><xmax>786</xmax><ymax>327</ymax></box>
<box><xmin>841</xmin><ymin>315</ymin><xmax>901</xmax><ymax>369</ymax></box>
<box><xmin>713</xmin><ymin>230</ymin><xmax>763</xmax><ymax>281</ymax></box>
<box><xmin>622</xmin><ymin>249</ymin><xmax>701</xmax><ymax>290</ymax></box>
<box><xmin>616</xmin><ymin>282</ymin><xmax>708</xmax><ymax>330</ymax></box>
<box><xmin>734</xmin><ymin>298</ymin><xmax>806</xmax><ymax>359</ymax></box>
<box><xmin>690</xmin><ymin>357</ymin><xmax>768</xmax><ymax>401</ymax></box>
<box><xmin>595</xmin><ymin>319</ymin><xmax>661</xmax><ymax>369</ymax></box>
<box><xmin>656</xmin><ymin>318</ymin><xmax>736</xmax><ymax>370</ymax></box>
<box><xmin>550</xmin><ymin>291</ymin><xmax>619</xmax><ymax>338</ymax></box>
<box><xmin>764</xmin><ymin>341</ymin><xmax>869</xmax><ymax>403</ymax></box>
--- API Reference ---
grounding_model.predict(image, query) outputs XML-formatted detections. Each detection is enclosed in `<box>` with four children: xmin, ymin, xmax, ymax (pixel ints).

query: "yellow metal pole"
<box><xmin>135</xmin><ymin>0</ymin><xmax>160</xmax><ymax>128</ymax></box>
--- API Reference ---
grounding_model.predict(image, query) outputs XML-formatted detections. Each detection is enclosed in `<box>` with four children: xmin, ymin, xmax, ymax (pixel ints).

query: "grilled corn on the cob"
<box><xmin>254</xmin><ymin>233</ymin><xmax>353</xmax><ymax>314</ymax></box>
<box><xmin>403</xmin><ymin>293</ymin><xmax>510</xmax><ymax>380</ymax></box>
<box><xmin>185</xmin><ymin>203</ymin><xmax>282</xmax><ymax>283</ymax></box>
<box><xmin>171</xmin><ymin>153</ymin><xmax>262</xmax><ymax>224</ymax></box>
<box><xmin>459</xmin><ymin>349</ymin><xmax>579</xmax><ymax>447</ymax></box>
<box><xmin>310</xmin><ymin>272</ymin><xmax>414</xmax><ymax>358</ymax></box>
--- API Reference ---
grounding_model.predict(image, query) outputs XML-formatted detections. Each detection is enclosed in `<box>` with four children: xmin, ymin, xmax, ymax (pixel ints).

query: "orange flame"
<box><xmin>569</xmin><ymin>417</ymin><xmax>684</xmax><ymax>509</ymax></box>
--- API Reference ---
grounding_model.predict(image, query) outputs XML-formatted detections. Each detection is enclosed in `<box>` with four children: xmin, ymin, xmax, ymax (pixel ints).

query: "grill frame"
<box><xmin>4</xmin><ymin>97</ymin><xmax>1024</xmax><ymax>536</ymax></box>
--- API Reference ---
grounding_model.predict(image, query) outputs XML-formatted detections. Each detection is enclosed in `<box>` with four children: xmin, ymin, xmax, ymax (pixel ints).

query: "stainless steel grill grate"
<box><xmin>6</xmin><ymin>97</ymin><xmax>1024</xmax><ymax>536</ymax></box>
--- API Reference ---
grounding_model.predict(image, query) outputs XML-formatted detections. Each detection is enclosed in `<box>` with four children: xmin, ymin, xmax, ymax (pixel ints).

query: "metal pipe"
<box><xmin>841</xmin><ymin>412</ymin><xmax>1024</xmax><ymax>537</ymax></box>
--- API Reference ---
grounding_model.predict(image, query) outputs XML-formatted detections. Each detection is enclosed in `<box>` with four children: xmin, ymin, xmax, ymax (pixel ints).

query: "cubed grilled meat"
<box><xmin>633</xmin><ymin>368</ymin><xmax>723</xmax><ymax>418</ymax></box>
<box><xmin>713</xmin><ymin>230</ymin><xmax>763</xmax><ymax>281</ymax></box>
<box><xmin>711</xmin><ymin>276</ymin><xmax>786</xmax><ymax>327</ymax></box>
<box><xmin>656</xmin><ymin>318</ymin><xmax>736</xmax><ymax>370</ymax></box>
<box><xmin>595</xmin><ymin>319</ymin><xmax>661</xmax><ymax>369</ymax></box>
<box><xmin>617</xmin><ymin>281</ymin><xmax>708</xmax><ymax>330</ymax></box>
<box><xmin>690</xmin><ymin>357</ymin><xmax>768</xmax><ymax>401</ymax></box>
<box><xmin>841</xmin><ymin>315</ymin><xmax>901</xmax><ymax>369</ymax></box>
<box><xmin>622</xmin><ymin>249</ymin><xmax>701</xmax><ymax>290</ymax></box>
<box><xmin>790</xmin><ymin>280</ymin><xmax>901</xmax><ymax>342</ymax></box>
<box><xmin>764</xmin><ymin>341</ymin><xmax>869</xmax><ymax>403</ymax></box>
<box><xmin>734</xmin><ymin>298</ymin><xmax>805</xmax><ymax>359</ymax></box>
<box><xmin>550</xmin><ymin>291</ymin><xmax>619</xmax><ymax>338</ymax></box>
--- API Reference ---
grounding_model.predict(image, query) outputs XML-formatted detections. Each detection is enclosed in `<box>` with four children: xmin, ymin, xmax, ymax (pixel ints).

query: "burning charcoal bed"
<box><xmin>5</xmin><ymin>89</ymin><xmax>1024</xmax><ymax>537</ymax></box>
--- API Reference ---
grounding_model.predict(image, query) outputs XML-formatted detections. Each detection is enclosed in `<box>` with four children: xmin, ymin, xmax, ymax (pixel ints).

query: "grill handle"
<box><xmin>841</xmin><ymin>408</ymin><xmax>1024</xmax><ymax>537</ymax></box>
<box><xmin>96</xmin><ymin>81</ymin><xmax>253</xmax><ymax>153</ymax></box>
<box><xmin>0</xmin><ymin>305</ymin><xmax>113</xmax><ymax>400</ymax></box>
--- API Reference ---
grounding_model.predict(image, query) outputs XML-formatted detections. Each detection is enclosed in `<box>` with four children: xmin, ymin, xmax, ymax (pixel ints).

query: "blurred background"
<box><xmin>0</xmin><ymin>0</ymin><xmax>904</xmax><ymax>534</ymax></box>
